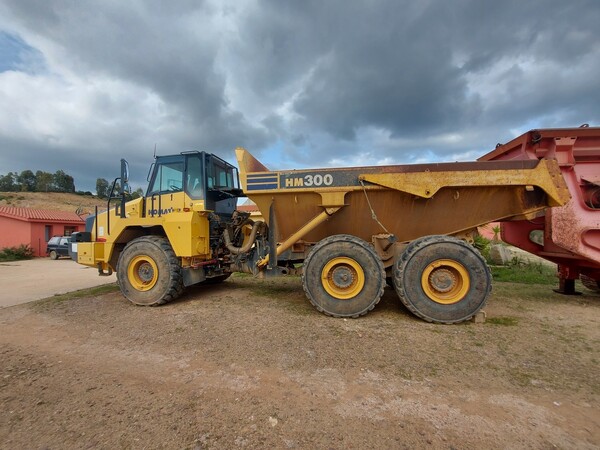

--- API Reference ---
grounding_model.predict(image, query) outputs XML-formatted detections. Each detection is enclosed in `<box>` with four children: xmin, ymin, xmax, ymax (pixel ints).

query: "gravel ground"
<box><xmin>0</xmin><ymin>258</ymin><xmax>115</xmax><ymax>308</ymax></box>
<box><xmin>0</xmin><ymin>275</ymin><xmax>598</xmax><ymax>449</ymax></box>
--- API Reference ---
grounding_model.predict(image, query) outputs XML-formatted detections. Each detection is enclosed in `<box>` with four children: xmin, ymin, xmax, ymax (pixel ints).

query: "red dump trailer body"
<box><xmin>479</xmin><ymin>126</ymin><xmax>600</xmax><ymax>293</ymax></box>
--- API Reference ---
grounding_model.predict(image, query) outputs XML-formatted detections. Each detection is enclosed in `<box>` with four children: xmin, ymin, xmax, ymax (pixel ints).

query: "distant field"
<box><xmin>0</xmin><ymin>191</ymin><xmax>105</xmax><ymax>214</ymax></box>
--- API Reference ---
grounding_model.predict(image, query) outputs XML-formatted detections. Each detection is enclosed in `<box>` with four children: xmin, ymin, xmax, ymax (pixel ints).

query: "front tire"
<box><xmin>393</xmin><ymin>235</ymin><xmax>491</xmax><ymax>324</ymax></box>
<box><xmin>302</xmin><ymin>234</ymin><xmax>385</xmax><ymax>318</ymax></box>
<box><xmin>49</xmin><ymin>250</ymin><xmax>58</xmax><ymax>260</ymax></box>
<box><xmin>117</xmin><ymin>236</ymin><xmax>183</xmax><ymax>306</ymax></box>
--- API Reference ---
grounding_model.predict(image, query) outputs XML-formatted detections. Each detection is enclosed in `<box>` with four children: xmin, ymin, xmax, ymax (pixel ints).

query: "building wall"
<box><xmin>0</xmin><ymin>217</ymin><xmax>84</xmax><ymax>257</ymax></box>
<box><xmin>0</xmin><ymin>217</ymin><xmax>32</xmax><ymax>251</ymax></box>
<box><xmin>31</xmin><ymin>222</ymin><xmax>85</xmax><ymax>257</ymax></box>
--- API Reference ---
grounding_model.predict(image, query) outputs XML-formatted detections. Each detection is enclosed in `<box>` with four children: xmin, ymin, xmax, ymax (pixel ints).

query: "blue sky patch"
<box><xmin>0</xmin><ymin>31</ymin><xmax>46</xmax><ymax>74</ymax></box>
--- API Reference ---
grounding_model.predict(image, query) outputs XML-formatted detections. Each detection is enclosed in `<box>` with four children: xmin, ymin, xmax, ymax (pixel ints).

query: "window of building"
<box><xmin>64</xmin><ymin>226</ymin><xmax>77</xmax><ymax>236</ymax></box>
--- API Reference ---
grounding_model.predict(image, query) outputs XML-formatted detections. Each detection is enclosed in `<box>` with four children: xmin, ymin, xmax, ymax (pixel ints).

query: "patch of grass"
<box><xmin>250</xmin><ymin>282</ymin><xmax>300</xmax><ymax>299</ymax></box>
<box><xmin>487</xmin><ymin>316</ymin><xmax>519</xmax><ymax>326</ymax></box>
<box><xmin>491</xmin><ymin>263</ymin><xmax>557</xmax><ymax>285</ymax></box>
<box><xmin>232</xmin><ymin>272</ymin><xmax>253</xmax><ymax>279</ymax></box>
<box><xmin>510</xmin><ymin>369</ymin><xmax>534</xmax><ymax>387</ymax></box>
<box><xmin>32</xmin><ymin>283</ymin><xmax>119</xmax><ymax>310</ymax></box>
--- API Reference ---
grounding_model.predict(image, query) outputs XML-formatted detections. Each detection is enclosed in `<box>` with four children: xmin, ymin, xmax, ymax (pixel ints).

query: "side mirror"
<box><xmin>120</xmin><ymin>159</ymin><xmax>130</xmax><ymax>183</ymax></box>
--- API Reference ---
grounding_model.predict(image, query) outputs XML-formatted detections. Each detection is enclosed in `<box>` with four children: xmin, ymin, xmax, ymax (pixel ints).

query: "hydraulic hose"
<box><xmin>223</xmin><ymin>220</ymin><xmax>265</xmax><ymax>255</ymax></box>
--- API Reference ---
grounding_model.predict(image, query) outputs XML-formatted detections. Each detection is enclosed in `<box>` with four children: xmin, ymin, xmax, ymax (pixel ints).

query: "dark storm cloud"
<box><xmin>0</xmin><ymin>0</ymin><xmax>599</xmax><ymax>190</ymax></box>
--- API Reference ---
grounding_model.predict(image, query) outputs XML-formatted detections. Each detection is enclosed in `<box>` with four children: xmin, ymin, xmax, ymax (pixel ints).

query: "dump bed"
<box><xmin>236</xmin><ymin>147</ymin><xmax>570</xmax><ymax>267</ymax></box>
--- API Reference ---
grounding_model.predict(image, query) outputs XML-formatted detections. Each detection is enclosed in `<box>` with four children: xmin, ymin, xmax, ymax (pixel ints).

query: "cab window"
<box><xmin>208</xmin><ymin>159</ymin><xmax>236</xmax><ymax>190</ymax></box>
<box><xmin>185</xmin><ymin>155</ymin><xmax>204</xmax><ymax>199</ymax></box>
<box><xmin>147</xmin><ymin>157</ymin><xmax>184</xmax><ymax>195</ymax></box>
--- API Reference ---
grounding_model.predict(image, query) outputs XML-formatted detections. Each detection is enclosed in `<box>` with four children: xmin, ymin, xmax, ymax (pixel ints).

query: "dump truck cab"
<box><xmin>145</xmin><ymin>151</ymin><xmax>241</xmax><ymax>217</ymax></box>
<box><xmin>72</xmin><ymin>151</ymin><xmax>244</xmax><ymax>305</ymax></box>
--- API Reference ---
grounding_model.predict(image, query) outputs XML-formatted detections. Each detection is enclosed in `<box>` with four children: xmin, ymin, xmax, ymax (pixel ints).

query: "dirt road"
<box><xmin>0</xmin><ymin>258</ymin><xmax>115</xmax><ymax>308</ymax></box>
<box><xmin>1</xmin><ymin>276</ymin><xmax>598</xmax><ymax>449</ymax></box>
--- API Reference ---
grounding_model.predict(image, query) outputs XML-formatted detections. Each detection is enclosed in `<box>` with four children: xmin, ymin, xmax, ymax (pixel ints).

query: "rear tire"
<box><xmin>302</xmin><ymin>234</ymin><xmax>385</xmax><ymax>318</ymax></box>
<box><xmin>49</xmin><ymin>250</ymin><xmax>58</xmax><ymax>260</ymax></box>
<box><xmin>393</xmin><ymin>235</ymin><xmax>491</xmax><ymax>324</ymax></box>
<box><xmin>117</xmin><ymin>236</ymin><xmax>183</xmax><ymax>306</ymax></box>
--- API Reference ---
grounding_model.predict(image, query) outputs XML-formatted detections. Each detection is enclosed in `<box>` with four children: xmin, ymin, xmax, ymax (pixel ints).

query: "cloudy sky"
<box><xmin>0</xmin><ymin>0</ymin><xmax>599</xmax><ymax>192</ymax></box>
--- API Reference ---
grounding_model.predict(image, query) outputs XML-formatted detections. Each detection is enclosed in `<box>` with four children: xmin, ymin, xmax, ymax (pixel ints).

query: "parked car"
<box><xmin>46</xmin><ymin>236</ymin><xmax>71</xmax><ymax>260</ymax></box>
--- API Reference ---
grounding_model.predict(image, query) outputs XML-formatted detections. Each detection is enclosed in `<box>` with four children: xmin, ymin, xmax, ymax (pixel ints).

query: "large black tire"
<box><xmin>49</xmin><ymin>250</ymin><xmax>58</xmax><ymax>260</ymax></box>
<box><xmin>302</xmin><ymin>234</ymin><xmax>385</xmax><ymax>318</ymax></box>
<box><xmin>393</xmin><ymin>235</ymin><xmax>491</xmax><ymax>324</ymax></box>
<box><xmin>117</xmin><ymin>236</ymin><xmax>183</xmax><ymax>306</ymax></box>
<box><xmin>580</xmin><ymin>275</ymin><xmax>600</xmax><ymax>293</ymax></box>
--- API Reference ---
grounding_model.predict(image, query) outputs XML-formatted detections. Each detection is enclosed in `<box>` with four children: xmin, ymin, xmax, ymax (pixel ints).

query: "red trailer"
<box><xmin>479</xmin><ymin>126</ymin><xmax>600</xmax><ymax>293</ymax></box>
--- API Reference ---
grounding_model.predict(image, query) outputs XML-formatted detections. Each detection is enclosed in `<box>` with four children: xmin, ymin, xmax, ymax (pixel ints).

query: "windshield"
<box><xmin>147</xmin><ymin>156</ymin><xmax>184</xmax><ymax>195</ymax></box>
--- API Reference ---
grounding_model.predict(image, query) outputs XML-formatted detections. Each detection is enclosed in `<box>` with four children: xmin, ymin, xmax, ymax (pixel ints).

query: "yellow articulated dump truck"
<box><xmin>71</xmin><ymin>137</ymin><xmax>570</xmax><ymax>323</ymax></box>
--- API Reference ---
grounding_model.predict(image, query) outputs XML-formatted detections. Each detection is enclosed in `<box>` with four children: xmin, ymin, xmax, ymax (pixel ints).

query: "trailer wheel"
<box><xmin>117</xmin><ymin>236</ymin><xmax>183</xmax><ymax>306</ymax></box>
<box><xmin>393</xmin><ymin>235</ymin><xmax>491</xmax><ymax>324</ymax></box>
<box><xmin>302</xmin><ymin>234</ymin><xmax>385</xmax><ymax>318</ymax></box>
<box><xmin>580</xmin><ymin>275</ymin><xmax>600</xmax><ymax>293</ymax></box>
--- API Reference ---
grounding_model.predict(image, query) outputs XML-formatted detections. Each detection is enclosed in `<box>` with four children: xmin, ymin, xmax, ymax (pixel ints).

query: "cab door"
<box><xmin>145</xmin><ymin>155</ymin><xmax>187</xmax><ymax>217</ymax></box>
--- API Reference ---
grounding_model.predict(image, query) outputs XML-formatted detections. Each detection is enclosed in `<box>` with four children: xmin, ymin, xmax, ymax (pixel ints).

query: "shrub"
<box><xmin>473</xmin><ymin>234</ymin><xmax>491</xmax><ymax>261</ymax></box>
<box><xmin>0</xmin><ymin>244</ymin><xmax>35</xmax><ymax>261</ymax></box>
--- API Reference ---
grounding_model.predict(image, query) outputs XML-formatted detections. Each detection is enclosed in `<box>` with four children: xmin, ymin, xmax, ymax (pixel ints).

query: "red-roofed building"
<box><xmin>237</xmin><ymin>200</ymin><xmax>264</xmax><ymax>221</ymax></box>
<box><xmin>0</xmin><ymin>206</ymin><xmax>85</xmax><ymax>257</ymax></box>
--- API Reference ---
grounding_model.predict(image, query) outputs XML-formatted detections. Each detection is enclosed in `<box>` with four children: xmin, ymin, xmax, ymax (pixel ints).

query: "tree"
<box><xmin>35</xmin><ymin>170</ymin><xmax>55</xmax><ymax>192</ymax></box>
<box><xmin>0</xmin><ymin>172</ymin><xmax>17</xmax><ymax>191</ymax></box>
<box><xmin>53</xmin><ymin>170</ymin><xmax>75</xmax><ymax>193</ymax></box>
<box><xmin>96</xmin><ymin>178</ymin><xmax>109</xmax><ymax>198</ymax></box>
<box><xmin>17</xmin><ymin>170</ymin><xmax>36</xmax><ymax>192</ymax></box>
<box><xmin>130</xmin><ymin>187</ymin><xmax>144</xmax><ymax>199</ymax></box>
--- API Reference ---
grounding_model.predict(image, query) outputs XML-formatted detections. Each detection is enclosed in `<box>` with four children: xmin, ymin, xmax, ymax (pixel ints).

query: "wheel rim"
<box><xmin>321</xmin><ymin>257</ymin><xmax>365</xmax><ymax>299</ymax></box>
<box><xmin>128</xmin><ymin>255</ymin><xmax>159</xmax><ymax>291</ymax></box>
<box><xmin>421</xmin><ymin>259</ymin><xmax>470</xmax><ymax>305</ymax></box>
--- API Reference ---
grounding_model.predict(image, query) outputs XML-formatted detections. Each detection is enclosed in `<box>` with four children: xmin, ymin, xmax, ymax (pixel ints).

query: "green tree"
<box><xmin>53</xmin><ymin>170</ymin><xmax>75</xmax><ymax>193</ymax></box>
<box><xmin>130</xmin><ymin>187</ymin><xmax>144</xmax><ymax>199</ymax></box>
<box><xmin>17</xmin><ymin>170</ymin><xmax>36</xmax><ymax>192</ymax></box>
<box><xmin>35</xmin><ymin>170</ymin><xmax>55</xmax><ymax>192</ymax></box>
<box><xmin>96</xmin><ymin>178</ymin><xmax>109</xmax><ymax>198</ymax></box>
<box><xmin>0</xmin><ymin>172</ymin><xmax>17</xmax><ymax>191</ymax></box>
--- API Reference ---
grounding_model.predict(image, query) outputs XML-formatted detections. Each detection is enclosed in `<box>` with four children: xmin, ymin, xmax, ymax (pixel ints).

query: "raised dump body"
<box><xmin>235</xmin><ymin>147</ymin><xmax>570</xmax><ymax>322</ymax></box>
<box><xmin>479</xmin><ymin>126</ymin><xmax>600</xmax><ymax>293</ymax></box>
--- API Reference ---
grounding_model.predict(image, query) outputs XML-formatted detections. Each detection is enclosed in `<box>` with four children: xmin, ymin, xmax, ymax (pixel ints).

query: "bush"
<box><xmin>473</xmin><ymin>234</ymin><xmax>491</xmax><ymax>261</ymax></box>
<box><xmin>0</xmin><ymin>244</ymin><xmax>35</xmax><ymax>261</ymax></box>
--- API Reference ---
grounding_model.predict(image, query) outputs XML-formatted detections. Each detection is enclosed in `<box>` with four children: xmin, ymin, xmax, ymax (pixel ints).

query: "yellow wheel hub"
<box><xmin>321</xmin><ymin>257</ymin><xmax>365</xmax><ymax>299</ymax></box>
<box><xmin>128</xmin><ymin>255</ymin><xmax>159</xmax><ymax>291</ymax></box>
<box><xmin>421</xmin><ymin>259</ymin><xmax>470</xmax><ymax>304</ymax></box>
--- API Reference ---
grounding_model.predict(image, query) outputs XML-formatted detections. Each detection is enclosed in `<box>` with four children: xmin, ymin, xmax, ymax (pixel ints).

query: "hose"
<box><xmin>223</xmin><ymin>220</ymin><xmax>265</xmax><ymax>255</ymax></box>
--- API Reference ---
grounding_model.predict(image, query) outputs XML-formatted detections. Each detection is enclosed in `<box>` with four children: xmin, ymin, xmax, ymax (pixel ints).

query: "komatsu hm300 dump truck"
<box><xmin>72</xmin><ymin>129</ymin><xmax>573</xmax><ymax>323</ymax></box>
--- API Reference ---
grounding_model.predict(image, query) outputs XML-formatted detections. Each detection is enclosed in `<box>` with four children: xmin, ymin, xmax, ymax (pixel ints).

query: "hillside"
<box><xmin>0</xmin><ymin>192</ymin><xmax>106</xmax><ymax>215</ymax></box>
